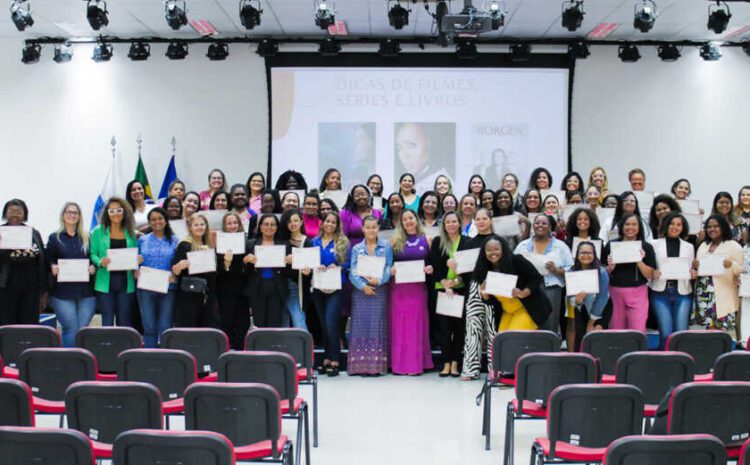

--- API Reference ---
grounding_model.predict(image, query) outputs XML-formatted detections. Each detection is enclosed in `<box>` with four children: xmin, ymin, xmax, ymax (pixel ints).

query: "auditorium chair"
<box><xmin>0</xmin><ymin>426</ymin><xmax>95</xmax><ymax>465</ymax></box>
<box><xmin>75</xmin><ymin>327</ymin><xmax>142</xmax><ymax>380</ymax></box>
<box><xmin>0</xmin><ymin>325</ymin><xmax>60</xmax><ymax>378</ymax></box>
<box><xmin>711</xmin><ymin>351</ymin><xmax>750</xmax><ymax>382</ymax></box>
<box><xmin>112</xmin><ymin>429</ymin><xmax>235</xmax><ymax>465</ymax></box>
<box><xmin>0</xmin><ymin>378</ymin><xmax>34</xmax><ymax>426</ymax></box>
<box><xmin>604</xmin><ymin>434</ymin><xmax>727</xmax><ymax>465</ymax></box>
<box><xmin>581</xmin><ymin>330</ymin><xmax>647</xmax><ymax>383</ymax></box>
<box><xmin>161</xmin><ymin>327</ymin><xmax>229</xmax><ymax>381</ymax></box>
<box><xmin>665</xmin><ymin>330</ymin><xmax>733</xmax><ymax>381</ymax></box>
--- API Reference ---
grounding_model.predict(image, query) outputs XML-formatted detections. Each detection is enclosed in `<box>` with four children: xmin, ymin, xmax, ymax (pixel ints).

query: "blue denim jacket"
<box><xmin>514</xmin><ymin>236</ymin><xmax>574</xmax><ymax>288</ymax></box>
<box><xmin>567</xmin><ymin>266</ymin><xmax>610</xmax><ymax>319</ymax></box>
<box><xmin>349</xmin><ymin>238</ymin><xmax>393</xmax><ymax>291</ymax></box>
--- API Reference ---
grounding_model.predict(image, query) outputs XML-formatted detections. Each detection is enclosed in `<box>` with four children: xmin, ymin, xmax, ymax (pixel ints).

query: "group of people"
<box><xmin>1</xmin><ymin>165</ymin><xmax>749</xmax><ymax>379</ymax></box>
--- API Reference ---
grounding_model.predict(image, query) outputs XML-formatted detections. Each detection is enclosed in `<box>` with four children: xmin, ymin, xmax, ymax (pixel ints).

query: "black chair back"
<box><xmin>515</xmin><ymin>353</ymin><xmax>597</xmax><ymax>406</ymax></box>
<box><xmin>18</xmin><ymin>348</ymin><xmax>97</xmax><ymax>401</ymax></box>
<box><xmin>161</xmin><ymin>328</ymin><xmax>229</xmax><ymax>376</ymax></box>
<box><xmin>605</xmin><ymin>434</ymin><xmax>727</xmax><ymax>465</ymax></box>
<box><xmin>76</xmin><ymin>327</ymin><xmax>142</xmax><ymax>374</ymax></box>
<box><xmin>244</xmin><ymin>328</ymin><xmax>314</xmax><ymax>377</ymax></box>
<box><xmin>0</xmin><ymin>426</ymin><xmax>94</xmax><ymax>465</ymax></box>
<box><xmin>665</xmin><ymin>330</ymin><xmax>732</xmax><ymax>375</ymax></box>
<box><xmin>615</xmin><ymin>351</ymin><xmax>694</xmax><ymax>404</ymax></box>
<box><xmin>116</xmin><ymin>349</ymin><xmax>196</xmax><ymax>401</ymax></box>
<box><xmin>581</xmin><ymin>330</ymin><xmax>647</xmax><ymax>376</ymax></box>
<box><xmin>0</xmin><ymin>379</ymin><xmax>34</xmax><ymax>426</ymax></box>
<box><xmin>490</xmin><ymin>330</ymin><xmax>560</xmax><ymax>378</ymax></box>
<box><xmin>113</xmin><ymin>429</ymin><xmax>234</xmax><ymax>465</ymax></box>
<box><xmin>0</xmin><ymin>325</ymin><xmax>59</xmax><ymax>368</ymax></box>
<box><xmin>713</xmin><ymin>352</ymin><xmax>750</xmax><ymax>381</ymax></box>
<box><xmin>65</xmin><ymin>381</ymin><xmax>162</xmax><ymax>445</ymax></box>
<box><xmin>218</xmin><ymin>351</ymin><xmax>297</xmax><ymax>405</ymax></box>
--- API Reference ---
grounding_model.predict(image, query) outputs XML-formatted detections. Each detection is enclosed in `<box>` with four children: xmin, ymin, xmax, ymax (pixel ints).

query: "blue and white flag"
<box><xmin>91</xmin><ymin>153</ymin><xmax>122</xmax><ymax>230</ymax></box>
<box><xmin>157</xmin><ymin>155</ymin><xmax>177</xmax><ymax>200</ymax></box>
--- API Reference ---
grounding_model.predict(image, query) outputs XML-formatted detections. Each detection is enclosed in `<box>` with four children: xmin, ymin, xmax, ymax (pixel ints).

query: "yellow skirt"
<box><xmin>496</xmin><ymin>295</ymin><xmax>538</xmax><ymax>331</ymax></box>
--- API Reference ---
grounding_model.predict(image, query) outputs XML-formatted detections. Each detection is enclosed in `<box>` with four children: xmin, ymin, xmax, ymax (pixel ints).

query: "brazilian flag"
<box><xmin>134</xmin><ymin>154</ymin><xmax>153</xmax><ymax>201</ymax></box>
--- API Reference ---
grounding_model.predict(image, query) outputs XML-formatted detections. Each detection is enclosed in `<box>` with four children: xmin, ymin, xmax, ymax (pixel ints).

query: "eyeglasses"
<box><xmin>64</xmin><ymin>210</ymin><xmax>80</xmax><ymax>216</ymax></box>
<box><xmin>108</xmin><ymin>208</ymin><xmax>124</xmax><ymax>214</ymax></box>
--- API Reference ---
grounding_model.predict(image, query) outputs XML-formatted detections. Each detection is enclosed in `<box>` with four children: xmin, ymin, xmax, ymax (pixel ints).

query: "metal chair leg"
<box><xmin>312</xmin><ymin>375</ymin><xmax>318</xmax><ymax>447</ymax></box>
<box><xmin>294</xmin><ymin>411</ymin><xmax>303</xmax><ymax>465</ymax></box>
<box><xmin>503</xmin><ymin>402</ymin><xmax>514</xmax><ymax>465</ymax></box>
<box><xmin>304</xmin><ymin>403</ymin><xmax>311</xmax><ymax>465</ymax></box>
<box><xmin>484</xmin><ymin>380</ymin><xmax>492</xmax><ymax>450</ymax></box>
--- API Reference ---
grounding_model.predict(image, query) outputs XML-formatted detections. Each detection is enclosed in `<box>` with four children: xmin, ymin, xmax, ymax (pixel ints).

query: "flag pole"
<box><xmin>111</xmin><ymin>136</ymin><xmax>116</xmax><ymax>158</ymax></box>
<box><xmin>170</xmin><ymin>135</ymin><xmax>176</xmax><ymax>158</ymax></box>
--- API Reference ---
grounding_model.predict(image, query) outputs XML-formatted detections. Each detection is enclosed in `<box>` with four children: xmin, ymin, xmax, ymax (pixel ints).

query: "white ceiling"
<box><xmin>4</xmin><ymin>0</ymin><xmax>750</xmax><ymax>42</ymax></box>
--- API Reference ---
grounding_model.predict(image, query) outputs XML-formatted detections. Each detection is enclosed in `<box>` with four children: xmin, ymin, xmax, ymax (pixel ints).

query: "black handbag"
<box><xmin>180</xmin><ymin>276</ymin><xmax>208</xmax><ymax>294</ymax></box>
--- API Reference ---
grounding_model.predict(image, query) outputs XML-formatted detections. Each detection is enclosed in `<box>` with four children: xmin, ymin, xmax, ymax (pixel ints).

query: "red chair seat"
<box><xmin>727</xmin><ymin>445</ymin><xmax>741</xmax><ymax>459</ymax></box>
<box><xmin>162</xmin><ymin>398</ymin><xmax>185</xmax><ymax>414</ymax></box>
<box><xmin>535</xmin><ymin>438</ymin><xmax>607</xmax><ymax>462</ymax></box>
<box><xmin>196</xmin><ymin>372</ymin><xmax>218</xmax><ymax>382</ymax></box>
<box><xmin>511</xmin><ymin>399</ymin><xmax>547</xmax><ymax>417</ymax></box>
<box><xmin>91</xmin><ymin>440</ymin><xmax>113</xmax><ymax>459</ymax></box>
<box><xmin>279</xmin><ymin>397</ymin><xmax>304</xmax><ymax>414</ymax></box>
<box><xmin>234</xmin><ymin>436</ymin><xmax>288</xmax><ymax>460</ymax></box>
<box><xmin>489</xmin><ymin>370</ymin><xmax>516</xmax><ymax>386</ymax></box>
<box><xmin>96</xmin><ymin>373</ymin><xmax>117</xmax><ymax>381</ymax></box>
<box><xmin>32</xmin><ymin>397</ymin><xmax>66</xmax><ymax>414</ymax></box>
<box><xmin>3</xmin><ymin>367</ymin><xmax>19</xmax><ymax>379</ymax></box>
<box><xmin>601</xmin><ymin>374</ymin><xmax>616</xmax><ymax>384</ymax></box>
<box><xmin>694</xmin><ymin>373</ymin><xmax>713</xmax><ymax>382</ymax></box>
<box><xmin>296</xmin><ymin>368</ymin><xmax>310</xmax><ymax>381</ymax></box>
<box><xmin>644</xmin><ymin>404</ymin><xmax>658</xmax><ymax>417</ymax></box>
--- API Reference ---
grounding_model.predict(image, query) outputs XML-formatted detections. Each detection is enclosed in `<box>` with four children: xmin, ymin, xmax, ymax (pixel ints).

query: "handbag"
<box><xmin>180</xmin><ymin>276</ymin><xmax>208</xmax><ymax>294</ymax></box>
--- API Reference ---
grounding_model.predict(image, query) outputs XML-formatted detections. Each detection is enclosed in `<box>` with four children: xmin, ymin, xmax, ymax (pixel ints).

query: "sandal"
<box><xmin>439</xmin><ymin>363</ymin><xmax>451</xmax><ymax>378</ymax></box>
<box><xmin>450</xmin><ymin>361</ymin><xmax>461</xmax><ymax>378</ymax></box>
<box><xmin>326</xmin><ymin>364</ymin><xmax>340</xmax><ymax>377</ymax></box>
<box><xmin>319</xmin><ymin>360</ymin><xmax>331</xmax><ymax>373</ymax></box>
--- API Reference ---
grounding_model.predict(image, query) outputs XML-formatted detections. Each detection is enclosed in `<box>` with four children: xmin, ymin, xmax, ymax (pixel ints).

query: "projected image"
<box><xmin>471</xmin><ymin>123</ymin><xmax>530</xmax><ymax>191</ymax></box>
<box><xmin>318</xmin><ymin>122</ymin><xmax>376</xmax><ymax>188</ymax></box>
<box><xmin>394</xmin><ymin>122</ymin><xmax>456</xmax><ymax>194</ymax></box>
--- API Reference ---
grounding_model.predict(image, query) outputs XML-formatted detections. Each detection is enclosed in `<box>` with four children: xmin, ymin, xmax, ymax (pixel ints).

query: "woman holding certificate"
<box><xmin>389</xmin><ymin>210</ymin><xmax>434</xmax><ymax>375</ymax></box>
<box><xmin>341</xmin><ymin>185</ymin><xmax>383</xmax><ymax>247</ymax></box>
<box><xmin>711</xmin><ymin>192</ymin><xmax>744</xmax><ymax>243</ymax></box>
<box><xmin>564</xmin><ymin>241</ymin><xmax>609</xmax><ymax>352</ymax></box>
<box><xmin>126</xmin><ymin>180</ymin><xmax>155</xmax><ymax>233</ymax></box>
<box><xmin>459</xmin><ymin>194</ymin><xmax>478</xmax><ymax>237</ymax></box>
<box><xmin>171</xmin><ymin>213</ymin><xmax>217</xmax><ymax>328</ymax></box>
<box><xmin>199</xmin><ymin>168</ymin><xmax>227</xmax><ymax>210</ymax></box>
<box><xmin>649</xmin><ymin>212</ymin><xmax>695</xmax><ymax>348</ymax></box>
<box><xmin>46</xmin><ymin>202</ymin><xmax>95</xmax><ymax>346</ymax></box>
<box><xmin>600</xmin><ymin>191</ymin><xmax>651</xmax><ymax>243</ymax></box>
<box><xmin>246</xmin><ymin>172</ymin><xmax>266</xmax><ymax>214</ymax></box>
<box><xmin>90</xmin><ymin>197</ymin><xmax>139</xmax><ymax>328</ymax></box>
<box><xmin>564</xmin><ymin>208</ymin><xmax>601</xmax><ymax>257</ymax></box>
<box><xmin>601</xmin><ymin>213</ymin><xmax>656</xmax><ymax>332</ymax></box>
<box><xmin>311</xmin><ymin>212</ymin><xmax>351</xmax><ymax>376</ymax></box>
<box><xmin>215</xmin><ymin>212</ymin><xmax>252</xmax><ymax>349</ymax></box>
<box><xmin>492</xmin><ymin>189</ymin><xmax>528</xmax><ymax>250</ymax></box>
<box><xmin>348</xmin><ymin>216</ymin><xmax>393</xmax><ymax>376</ymax></box>
<box><xmin>693</xmin><ymin>215</ymin><xmax>743</xmax><ymax>339</ymax></box>
<box><xmin>279</xmin><ymin>209</ymin><xmax>312</xmax><ymax>330</ymax></box>
<box><xmin>137</xmin><ymin>208</ymin><xmax>179</xmax><ymax>348</ymax></box>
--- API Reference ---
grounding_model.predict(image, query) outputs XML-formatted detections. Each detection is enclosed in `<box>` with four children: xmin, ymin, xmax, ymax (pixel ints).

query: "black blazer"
<box><xmin>484</xmin><ymin>254</ymin><xmax>552</xmax><ymax>328</ymax></box>
<box><xmin>215</xmin><ymin>239</ymin><xmax>253</xmax><ymax>291</ymax></box>
<box><xmin>0</xmin><ymin>226</ymin><xmax>46</xmax><ymax>290</ymax></box>
<box><xmin>429</xmin><ymin>235</ymin><xmax>472</xmax><ymax>283</ymax></box>
<box><xmin>245</xmin><ymin>238</ymin><xmax>290</xmax><ymax>301</ymax></box>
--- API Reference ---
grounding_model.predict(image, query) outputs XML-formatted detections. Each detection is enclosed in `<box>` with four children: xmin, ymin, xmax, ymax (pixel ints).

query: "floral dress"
<box><xmin>693</xmin><ymin>276</ymin><xmax>734</xmax><ymax>331</ymax></box>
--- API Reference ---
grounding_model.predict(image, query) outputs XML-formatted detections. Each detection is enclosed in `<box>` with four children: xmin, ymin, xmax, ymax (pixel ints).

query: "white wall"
<box><xmin>1</xmin><ymin>40</ymin><xmax>748</xmax><ymax>236</ymax></box>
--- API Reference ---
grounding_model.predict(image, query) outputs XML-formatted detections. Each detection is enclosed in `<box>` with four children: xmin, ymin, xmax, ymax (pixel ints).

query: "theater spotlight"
<box><xmin>743</xmin><ymin>42</ymin><xmax>750</xmax><ymax>57</ymax></box>
<box><xmin>656</xmin><ymin>43</ymin><xmax>680</xmax><ymax>62</ymax></box>
<box><xmin>456</xmin><ymin>39</ymin><xmax>477</xmax><ymax>60</ymax></box>
<box><xmin>314</xmin><ymin>1</ymin><xmax>335</xmax><ymax>30</ymax></box>
<box><xmin>699</xmin><ymin>42</ymin><xmax>721</xmax><ymax>61</ymax></box>
<box><xmin>165</xmin><ymin>0</ymin><xmax>188</xmax><ymax>30</ymax></box>
<box><xmin>510</xmin><ymin>43</ymin><xmax>531</xmax><ymax>62</ymax></box>
<box><xmin>256</xmin><ymin>38</ymin><xmax>278</xmax><ymax>57</ymax></box>
<box><xmin>166</xmin><ymin>40</ymin><xmax>188</xmax><ymax>59</ymax></box>
<box><xmin>388</xmin><ymin>1</ymin><xmax>409</xmax><ymax>30</ymax></box>
<box><xmin>92</xmin><ymin>40</ymin><xmax>113</xmax><ymax>62</ymax></box>
<box><xmin>239</xmin><ymin>0</ymin><xmax>262</xmax><ymax>30</ymax></box>
<box><xmin>21</xmin><ymin>43</ymin><xmax>40</xmax><ymax>64</ymax></box>
<box><xmin>707</xmin><ymin>1</ymin><xmax>731</xmax><ymax>34</ymax></box>
<box><xmin>206</xmin><ymin>41</ymin><xmax>229</xmax><ymax>60</ymax></box>
<box><xmin>86</xmin><ymin>0</ymin><xmax>108</xmax><ymax>30</ymax></box>
<box><xmin>378</xmin><ymin>39</ymin><xmax>401</xmax><ymax>57</ymax></box>
<box><xmin>318</xmin><ymin>37</ymin><xmax>341</xmax><ymax>56</ymax></box>
<box><xmin>618</xmin><ymin>43</ymin><xmax>641</xmax><ymax>62</ymax></box>
<box><xmin>567</xmin><ymin>40</ymin><xmax>590</xmax><ymax>60</ymax></box>
<box><xmin>127</xmin><ymin>41</ymin><xmax>150</xmax><ymax>61</ymax></box>
<box><xmin>53</xmin><ymin>42</ymin><xmax>73</xmax><ymax>63</ymax></box>
<box><xmin>489</xmin><ymin>1</ymin><xmax>505</xmax><ymax>29</ymax></box>
<box><xmin>561</xmin><ymin>1</ymin><xmax>584</xmax><ymax>32</ymax></box>
<box><xmin>633</xmin><ymin>0</ymin><xmax>657</xmax><ymax>33</ymax></box>
<box><xmin>10</xmin><ymin>0</ymin><xmax>34</xmax><ymax>31</ymax></box>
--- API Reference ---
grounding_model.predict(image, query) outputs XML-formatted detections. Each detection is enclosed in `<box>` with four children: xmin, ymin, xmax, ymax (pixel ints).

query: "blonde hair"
<box><xmin>56</xmin><ymin>202</ymin><xmax>88</xmax><ymax>251</ymax></box>
<box><xmin>588</xmin><ymin>166</ymin><xmax>609</xmax><ymax>198</ymax></box>
<box><xmin>391</xmin><ymin>209</ymin><xmax>424</xmax><ymax>254</ymax></box>
<box><xmin>222</xmin><ymin>211</ymin><xmax>245</xmax><ymax>233</ymax></box>
<box><xmin>317</xmin><ymin>212</ymin><xmax>350</xmax><ymax>265</ymax></box>
<box><xmin>182</xmin><ymin>213</ymin><xmax>211</xmax><ymax>251</ymax></box>
<box><xmin>439</xmin><ymin>211</ymin><xmax>461</xmax><ymax>256</ymax></box>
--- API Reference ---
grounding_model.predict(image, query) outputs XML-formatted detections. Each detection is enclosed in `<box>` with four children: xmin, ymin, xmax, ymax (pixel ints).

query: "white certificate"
<box><xmin>492</xmin><ymin>215</ymin><xmax>521</xmax><ymax>237</ymax></box>
<box><xmin>698</xmin><ymin>254</ymin><xmax>726</xmax><ymax>277</ymax></box>
<box><xmin>169</xmin><ymin>220</ymin><xmax>189</xmax><ymax>240</ymax></box>
<box><xmin>423</xmin><ymin>226</ymin><xmax>440</xmax><ymax>240</ymax></box>
<box><xmin>355</xmin><ymin>254</ymin><xmax>386</xmax><ymax>279</ymax></box>
<box><xmin>610</xmin><ymin>241</ymin><xmax>642</xmax><ymax>264</ymax></box>
<box><xmin>565</xmin><ymin>269</ymin><xmax>600</xmax><ymax>296</ymax></box>
<box><xmin>106</xmin><ymin>248</ymin><xmax>139</xmax><ymax>271</ymax></box>
<box><xmin>572</xmin><ymin>237</ymin><xmax>602</xmax><ymax>259</ymax></box>
<box><xmin>740</xmin><ymin>274</ymin><xmax>750</xmax><ymax>298</ymax></box>
<box><xmin>684</xmin><ymin>213</ymin><xmax>703</xmax><ymax>235</ymax></box>
<box><xmin>279</xmin><ymin>189</ymin><xmax>305</xmax><ymax>203</ymax></box>
<box><xmin>436</xmin><ymin>292</ymin><xmax>465</xmax><ymax>318</ymax></box>
<box><xmin>527</xmin><ymin>212</ymin><xmax>541</xmax><ymax>225</ymax></box>
<box><xmin>312</xmin><ymin>267</ymin><xmax>342</xmax><ymax>291</ymax></box>
<box><xmin>484</xmin><ymin>271</ymin><xmax>517</xmax><ymax>298</ymax></box>
<box><xmin>455</xmin><ymin>248</ymin><xmax>481</xmax><ymax>274</ymax></box>
<box><xmin>677</xmin><ymin>199</ymin><xmax>701</xmax><ymax>215</ymax></box>
<box><xmin>634</xmin><ymin>191</ymin><xmax>655</xmax><ymax>208</ymax></box>
<box><xmin>216</xmin><ymin>232</ymin><xmax>246</xmax><ymax>254</ymax></box>
<box><xmin>659</xmin><ymin>257</ymin><xmax>692</xmax><ymax>280</ymax></box>
<box><xmin>200</xmin><ymin>210</ymin><xmax>228</xmax><ymax>230</ymax></box>
<box><xmin>522</xmin><ymin>252</ymin><xmax>551</xmax><ymax>276</ymax></box>
<box><xmin>597</xmin><ymin>208</ymin><xmax>616</xmax><ymax>227</ymax></box>
<box><xmin>255</xmin><ymin>245</ymin><xmax>286</xmax><ymax>268</ymax></box>
<box><xmin>137</xmin><ymin>266</ymin><xmax>171</xmax><ymax>294</ymax></box>
<box><xmin>372</xmin><ymin>196</ymin><xmax>383</xmax><ymax>210</ymax></box>
<box><xmin>187</xmin><ymin>249</ymin><xmax>216</xmax><ymax>274</ymax></box>
<box><xmin>57</xmin><ymin>259</ymin><xmax>90</xmax><ymax>283</ymax></box>
<box><xmin>292</xmin><ymin>247</ymin><xmax>320</xmax><ymax>270</ymax></box>
<box><xmin>0</xmin><ymin>225</ymin><xmax>32</xmax><ymax>249</ymax></box>
<box><xmin>324</xmin><ymin>190</ymin><xmax>348</xmax><ymax>209</ymax></box>
<box><xmin>377</xmin><ymin>230</ymin><xmax>395</xmax><ymax>242</ymax></box>
<box><xmin>394</xmin><ymin>260</ymin><xmax>426</xmax><ymax>284</ymax></box>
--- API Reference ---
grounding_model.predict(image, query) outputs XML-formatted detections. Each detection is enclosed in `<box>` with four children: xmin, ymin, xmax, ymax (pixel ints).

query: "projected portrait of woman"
<box><xmin>318</xmin><ymin>122</ymin><xmax>376</xmax><ymax>188</ymax></box>
<box><xmin>394</xmin><ymin>122</ymin><xmax>455</xmax><ymax>194</ymax></box>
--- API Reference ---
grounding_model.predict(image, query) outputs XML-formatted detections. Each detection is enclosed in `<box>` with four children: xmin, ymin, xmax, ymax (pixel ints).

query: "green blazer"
<box><xmin>90</xmin><ymin>225</ymin><xmax>137</xmax><ymax>293</ymax></box>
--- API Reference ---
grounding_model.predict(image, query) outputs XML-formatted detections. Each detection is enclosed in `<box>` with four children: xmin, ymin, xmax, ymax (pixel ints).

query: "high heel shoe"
<box><xmin>450</xmin><ymin>361</ymin><xmax>461</xmax><ymax>378</ymax></box>
<box><xmin>326</xmin><ymin>364</ymin><xmax>340</xmax><ymax>377</ymax></box>
<box><xmin>439</xmin><ymin>363</ymin><xmax>451</xmax><ymax>378</ymax></box>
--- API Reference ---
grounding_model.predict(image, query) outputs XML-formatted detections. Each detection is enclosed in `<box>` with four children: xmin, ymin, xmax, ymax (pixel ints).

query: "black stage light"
<box><xmin>206</xmin><ymin>41</ymin><xmax>229</xmax><ymax>60</ymax></box>
<box><xmin>92</xmin><ymin>41</ymin><xmax>113</xmax><ymax>62</ymax></box>
<box><xmin>388</xmin><ymin>2</ymin><xmax>409</xmax><ymax>30</ymax></box>
<box><xmin>314</xmin><ymin>1</ymin><xmax>334</xmax><ymax>30</ymax></box>
<box><xmin>707</xmin><ymin>1</ymin><xmax>731</xmax><ymax>34</ymax></box>
<box><xmin>10</xmin><ymin>0</ymin><xmax>34</xmax><ymax>31</ymax></box>
<box><xmin>567</xmin><ymin>40</ymin><xmax>590</xmax><ymax>59</ymax></box>
<box><xmin>86</xmin><ymin>0</ymin><xmax>109</xmax><ymax>30</ymax></box>
<box><xmin>489</xmin><ymin>1</ymin><xmax>505</xmax><ymax>29</ymax></box>
<box><xmin>166</xmin><ymin>40</ymin><xmax>188</xmax><ymax>60</ymax></box>
<box><xmin>256</xmin><ymin>38</ymin><xmax>278</xmax><ymax>57</ymax></box>
<box><xmin>239</xmin><ymin>0</ymin><xmax>262</xmax><ymax>29</ymax></box>
<box><xmin>657</xmin><ymin>43</ymin><xmax>680</xmax><ymax>62</ymax></box>
<box><xmin>699</xmin><ymin>43</ymin><xmax>721</xmax><ymax>61</ymax></box>
<box><xmin>318</xmin><ymin>37</ymin><xmax>341</xmax><ymax>56</ymax></box>
<box><xmin>742</xmin><ymin>42</ymin><xmax>750</xmax><ymax>57</ymax></box>
<box><xmin>165</xmin><ymin>0</ymin><xmax>188</xmax><ymax>30</ymax></box>
<box><xmin>510</xmin><ymin>43</ymin><xmax>531</xmax><ymax>62</ymax></box>
<box><xmin>633</xmin><ymin>0</ymin><xmax>657</xmax><ymax>33</ymax></box>
<box><xmin>456</xmin><ymin>39</ymin><xmax>477</xmax><ymax>60</ymax></box>
<box><xmin>128</xmin><ymin>41</ymin><xmax>150</xmax><ymax>61</ymax></box>
<box><xmin>618</xmin><ymin>43</ymin><xmax>641</xmax><ymax>62</ymax></box>
<box><xmin>378</xmin><ymin>39</ymin><xmax>401</xmax><ymax>57</ymax></box>
<box><xmin>561</xmin><ymin>1</ymin><xmax>584</xmax><ymax>32</ymax></box>
<box><xmin>21</xmin><ymin>43</ymin><xmax>40</xmax><ymax>64</ymax></box>
<box><xmin>53</xmin><ymin>42</ymin><xmax>73</xmax><ymax>63</ymax></box>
